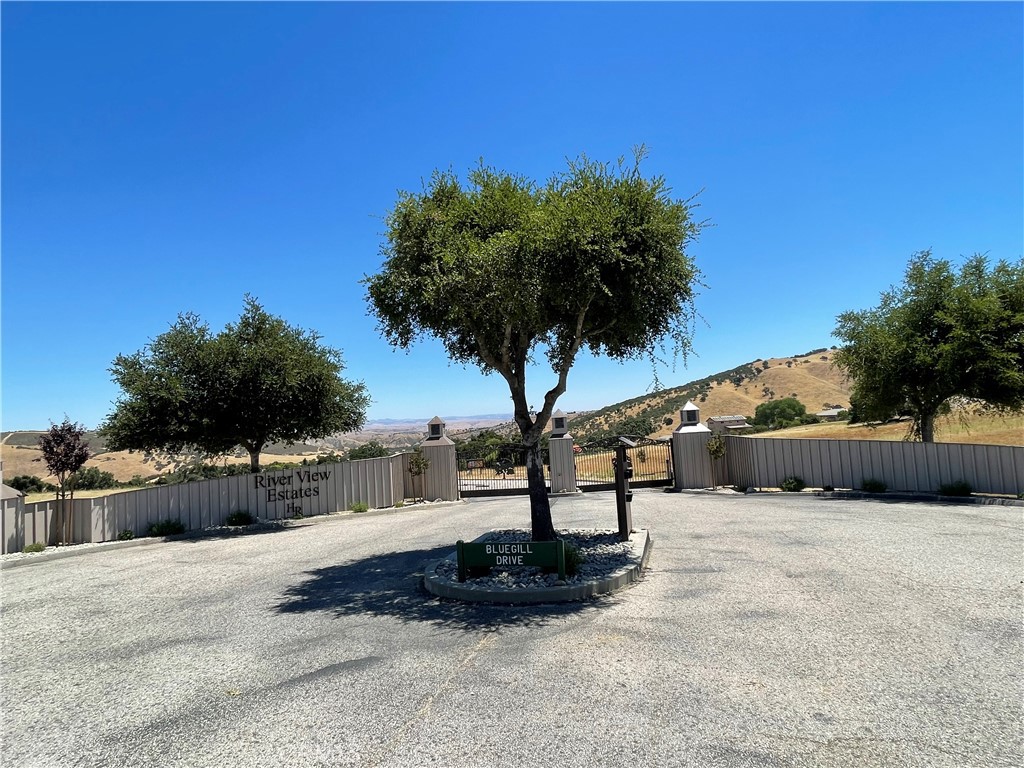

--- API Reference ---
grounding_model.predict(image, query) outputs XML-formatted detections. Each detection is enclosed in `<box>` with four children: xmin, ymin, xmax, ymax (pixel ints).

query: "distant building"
<box><xmin>815</xmin><ymin>408</ymin><xmax>848</xmax><ymax>421</ymax></box>
<box><xmin>706</xmin><ymin>415</ymin><xmax>752</xmax><ymax>435</ymax></box>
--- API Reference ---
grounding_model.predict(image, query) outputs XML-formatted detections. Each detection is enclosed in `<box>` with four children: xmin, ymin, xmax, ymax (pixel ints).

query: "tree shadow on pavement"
<box><xmin>273</xmin><ymin>545</ymin><xmax>609</xmax><ymax>632</ymax></box>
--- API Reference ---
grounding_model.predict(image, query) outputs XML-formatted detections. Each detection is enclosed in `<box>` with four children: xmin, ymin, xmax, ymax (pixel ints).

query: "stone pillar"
<box><xmin>419</xmin><ymin>417</ymin><xmax>459</xmax><ymax>501</ymax></box>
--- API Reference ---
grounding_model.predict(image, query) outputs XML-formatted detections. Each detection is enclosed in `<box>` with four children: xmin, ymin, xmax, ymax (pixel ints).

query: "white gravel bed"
<box><xmin>431</xmin><ymin>528</ymin><xmax>640</xmax><ymax>590</ymax></box>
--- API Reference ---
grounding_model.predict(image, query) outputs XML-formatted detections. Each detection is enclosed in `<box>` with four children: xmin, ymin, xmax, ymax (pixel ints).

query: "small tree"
<box><xmin>706</xmin><ymin>434</ymin><xmax>726</xmax><ymax>490</ymax></box>
<box><xmin>408</xmin><ymin>448</ymin><xmax>430</xmax><ymax>503</ymax></box>
<box><xmin>366</xmin><ymin>149</ymin><xmax>703</xmax><ymax>540</ymax></box>
<box><xmin>102</xmin><ymin>297</ymin><xmax>369</xmax><ymax>472</ymax></box>
<box><xmin>39</xmin><ymin>419</ymin><xmax>90</xmax><ymax>545</ymax></box>
<box><xmin>834</xmin><ymin>252</ymin><xmax>1024</xmax><ymax>441</ymax></box>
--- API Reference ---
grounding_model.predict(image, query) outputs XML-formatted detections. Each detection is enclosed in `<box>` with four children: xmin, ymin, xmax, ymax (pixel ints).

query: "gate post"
<box><xmin>547</xmin><ymin>410</ymin><xmax>578</xmax><ymax>494</ymax></box>
<box><xmin>420</xmin><ymin>417</ymin><xmax>459</xmax><ymax>501</ymax></box>
<box><xmin>671</xmin><ymin>400</ymin><xmax>713</xmax><ymax>490</ymax></box>
<box><xmin>613</xmin><ymin>442</ymin><xmax>633</xmax><ymax>541</ymax></box>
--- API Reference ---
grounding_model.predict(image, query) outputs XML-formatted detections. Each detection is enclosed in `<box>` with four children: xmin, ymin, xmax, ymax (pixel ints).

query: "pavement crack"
<box><xmin>361</xmin><ymin>633</ymin><xmax>496</xmax><ymax>767</ymax></box>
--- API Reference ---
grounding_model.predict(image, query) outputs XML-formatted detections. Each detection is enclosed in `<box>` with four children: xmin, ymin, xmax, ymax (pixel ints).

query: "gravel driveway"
<box><xmin>2</xmin><ymin>491</ymin><xmax>1021</xmax><ymax>767</ymax></box>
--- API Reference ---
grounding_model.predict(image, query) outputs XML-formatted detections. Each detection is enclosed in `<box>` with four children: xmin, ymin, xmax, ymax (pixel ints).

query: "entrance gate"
<box><xmin>456</xmin><ymin>444</ymin><xmax>550</xmax><ymax>497</ymax></box>
<box><xmin>574</xmin><ymin>437</ymin><xmax>673</xmax><ymax>492</ymax></box>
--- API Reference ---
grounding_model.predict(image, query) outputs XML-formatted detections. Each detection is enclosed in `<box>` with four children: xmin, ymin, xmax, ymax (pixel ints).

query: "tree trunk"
<box><xmin>525</xmin><ymin>440</ymin><xmax>556</xmax><ymax>541</ymax></box>
<box><xmin>920</xmin><ymin>413</ymin><xmax>936</xmax><ymax>443</ymax></box>
<box><xmin>249</xmin><ymin>449</ymin><xmax>261</xmax><ymax>473</ymax></box>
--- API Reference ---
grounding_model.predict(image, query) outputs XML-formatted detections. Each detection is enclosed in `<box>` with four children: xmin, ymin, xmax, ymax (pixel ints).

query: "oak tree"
<box><xmin>365</xmin><ymin>150</ymin><xmax>704</xmax><ymax>539</ymax></box>
<box><xmin>833</xmin><ymin>252</ymin><xmax>1024</xmax><ymax>442</ymax></box>
<box><xmin>102</xmin><ymin>297</ymin><xmax>369</xmax><ymax>472</ymax></box>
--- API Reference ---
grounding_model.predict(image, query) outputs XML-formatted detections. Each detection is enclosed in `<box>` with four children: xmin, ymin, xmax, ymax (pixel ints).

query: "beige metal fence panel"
<box><xmin>722</xmin><ymin>436</ymin><xmax>1022</xmax><ymax>495</ymax></box>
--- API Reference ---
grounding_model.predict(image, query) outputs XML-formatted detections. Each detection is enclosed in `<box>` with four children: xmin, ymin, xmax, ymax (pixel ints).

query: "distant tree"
<box><xmin>366</xmin><ymin>149</ymin><xmax>704</xmax><ymax>540</ymax></box>
<box><xmin>70</xmin><ymin>466</ymin><xmax>118</xmax><ymax>490</ymax></box>
<box><xmin>833</xmin><ymin>252</ymin><xmax>1024</xmax><ymax>441</ymax></box>
<box><xmin>7</xmin><ymin>475</ymin><xmax>56</xmax><ymax>494</ymax></box>
<box><xmin>752</xmin><ymin>397</ymin><xmax>807</xmax><ymax>429</ymax></box>
<box><xmin>614</xmin><ymin>415</ymin><xmax>656</xmax><ymax>438</ymax></box>
<box><xmin>101</xmin><ymin>297</ymin><xmax>369</xmax><ymax>472</ymax></box>
<box><xmin>347</xmin><ymin>441</ymin><xmax>391</xmax><ymax>461</ymax></box>
<box><xmin>39</xmin><ymin>419</ymin><xmax>90</xmax><ymax>544</ymax></box>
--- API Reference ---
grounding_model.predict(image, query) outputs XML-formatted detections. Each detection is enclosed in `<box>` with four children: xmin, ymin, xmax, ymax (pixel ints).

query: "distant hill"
<box><xmin>567</xmin><ymin>347</ymin><xmax>850</xmax><ymax>442</ymax></box>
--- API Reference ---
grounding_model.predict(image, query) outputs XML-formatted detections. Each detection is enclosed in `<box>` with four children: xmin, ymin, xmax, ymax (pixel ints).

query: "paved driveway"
<box><xmin>2</xmin><ymin>491</ymin><xmax>1021</xmax><ymax>767</ymax></box>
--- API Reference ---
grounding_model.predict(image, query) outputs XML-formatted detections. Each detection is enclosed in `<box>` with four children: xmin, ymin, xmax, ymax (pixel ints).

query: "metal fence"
<box><xmin>456</xmin><ymin>444</ymin><xmax>549</xmax><ymax>497</ymax></box>
<box><xmin>575</xmin><ymin>438</ymin><xmax>673</xmax><ymax>491</ymax></box>
<box><xmin>724</xmin><ymin>435</ymin><xmax>1024</xmax><ymax>495</ymax></box>
<box><xmin>1</xmin><ymin>455</ymin><xmax>411</xmax><ymax>554</ymax></box>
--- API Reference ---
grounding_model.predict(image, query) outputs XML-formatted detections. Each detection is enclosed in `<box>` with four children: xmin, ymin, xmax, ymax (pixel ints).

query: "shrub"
<box><xmin>780</xmin><ymin>476</ymin><xmax>805</xmax><ymax>492</ymax></box>
<box><xmin>8</xmin><ymin>475</ymin><xmax>56</xmax><ymax>494</ymax></box>
<box><xmin>148</xmin><ymin>519</ymin><xmax>186</xmax><ymax>537</ymax></box>
<box><xmin>938</xmin><ymin>480</ymin><xmax>972</xmax><ymax>497</ymax></box>
<box><xmin>861</xmin><ymin>478</ymin><xmax>887</xmax><ymax>493</ymax></box>
<box><xmin>291</xmin><ymin>511</ymin><xmax>304</xmax><ymax>519</ymax></box>
<box><xmin>563</xmin><ymin>543</ymin><xmax>583</xmax><ymax>577</ymax></box>
<box><xmin>394</xmin><ymin>500</ymin><xmax>405</xmax><ymax>508</ymax></box>
<box><xmin>117</xmin><ymin>529</ymin><xmax>135</xmax><ymax>540</ymax></box>
<box><xmin>22</xmin><ymin>542</ymin><xmax>46</xmax><ymax>553</ymax></box>
<box><xmin>225</xmin><ymin>511</ymin><xmax>254</xmax><ymax>526</ymax></box>
<box><xmin>350</xmin><ymin>502</ymin><xmax>369</xmax><ymax>514</ymax></box>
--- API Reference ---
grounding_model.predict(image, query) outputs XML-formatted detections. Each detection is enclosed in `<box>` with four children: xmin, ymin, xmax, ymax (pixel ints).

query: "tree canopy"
<box><xmin>752</xmin><ymin>397</ymin><xmax>807</xmax><ymax>429</ymax></box>
<box><xmin>365</xmin><ymin>149</ymin><xmax>704</xmax><ymax>539</ymax></box>
<box><xmin>833</xmin><ymin>251</ymin><xmax>1024</xmax><ymax>442</ymax></box>
<box><xmin>101</xmin><ymin>297</ymin><xmax>369</xmax><ymax>471</ymax></box>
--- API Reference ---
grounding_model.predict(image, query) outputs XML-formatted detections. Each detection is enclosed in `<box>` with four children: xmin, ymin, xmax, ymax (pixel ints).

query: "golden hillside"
<box><xmin>570</xmin><ymin>348</ymin><xmax>851</xmax><ymax>441</ymax></box>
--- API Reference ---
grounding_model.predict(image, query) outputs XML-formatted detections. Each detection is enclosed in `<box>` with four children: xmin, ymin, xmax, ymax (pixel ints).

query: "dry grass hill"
<box><xmin>567</xmin><ymin>347</ymin><xmax>851</xmax><ymax>442</ymax></box>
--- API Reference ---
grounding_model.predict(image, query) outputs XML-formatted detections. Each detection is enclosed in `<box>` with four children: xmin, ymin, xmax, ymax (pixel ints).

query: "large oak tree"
<box><xmin>102</xmin><ymin>297</ymin><xmax>369</xmax><ymax>471</ymax></box>
<box><xmin>365</xmin><ymin>150</ymin><xmax>704</xmax><ymax>540</ymax></box>
<box><xmin>833</xmin><ymin>251</ymin><xmax>1024</xmax><ymax>442</ymax></box>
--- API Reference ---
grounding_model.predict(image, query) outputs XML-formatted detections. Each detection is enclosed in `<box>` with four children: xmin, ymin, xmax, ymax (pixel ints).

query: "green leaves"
<box><xmin>101</xmin><ymin>298</ymin><xmax>369</xmax><ymax>471</ymax></box>
<box><xmin>833</xmin><ymin>251</ymin><xmax>1024</xmax><ymax>441</ymax></box>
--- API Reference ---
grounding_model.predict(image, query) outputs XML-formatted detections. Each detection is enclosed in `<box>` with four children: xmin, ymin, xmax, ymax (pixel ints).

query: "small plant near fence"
<box><xmin>861</xmin><ymin>478</ymin><xmax>887</xmax><ymax>493</ymax></box>
<box><xmin>22</xmin><ymin>542</ymin><xmax>46</xmax><ymax>554</ymax></box>
<box><xmin>117</xmin><ymin>529</ymin><xmax>135</xmax><ymax>541</ymax></box>
<box><xmin>148</xmin><ymin>519</ymin><xmax>186</xmax><ymax>537</ymax></box>
<box><xmin>938</xmin><ymin>480</ymin><xmax>972</xmax><ymax>497</ymax></box>
<box><xmin>350</xmin><ymin>501</ymin><xmax>369</xmax><ymax>514</ymax></box>
<box><xmin>780</xmin><ymin>476</ymin><xmax>805</xmax><ymax>492</ymax></box>
<box><xmin>225</xmin><ymin>511</ymin><xmax>255</xmax><ymax>527</ymax></box>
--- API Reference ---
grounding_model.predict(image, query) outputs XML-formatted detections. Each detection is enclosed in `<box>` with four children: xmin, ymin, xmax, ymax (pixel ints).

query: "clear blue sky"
<box><xmin>2</xmin><ymin>2</ymin><xmax>1022</xmax><ymax>431</ymax></box>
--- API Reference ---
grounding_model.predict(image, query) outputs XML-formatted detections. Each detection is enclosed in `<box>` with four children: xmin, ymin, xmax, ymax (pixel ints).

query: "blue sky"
<box><xmin>2</xmin><ymin>2</ymin><xmax>1022</xmax><ymax>431</ymax></box>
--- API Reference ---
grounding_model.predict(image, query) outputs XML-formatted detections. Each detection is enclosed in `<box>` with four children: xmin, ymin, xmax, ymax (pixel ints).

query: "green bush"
<box><xmin>291</xmin><ymin>511</ymin><xmax>304</xmax><ymax>519</ymax></box>
<box><xmin>225</xmin><ymin>511</ymin><xmax>254</xmax><ymax>526</ymax></box>
<box><xmin>780</xmin><ymin>476</ymin><xmax>805</xmax><ymax>492</ymax></box>
<box><xmin>350</xmin><ymin>502</ymin><xmax>369</xmax><ymax>514</ymax></box>
<box><xmin>8</xmin><ymin>475</ymin><xmax>56</xmax><ymax>494</ymax></box>
<box><xmin>563</xmin><ymin>543</ymin><xmax>583</xmax><ymax>577</ymax></box>
<box><xmin>861</xmin><ymin>478</ymin><xmax>887</xmax><ymax>493</ymax></box>
<box><xmin>148</xmin><ymin>519</ymin><xmax>186</xmax><ymax>537</ymax></box>
<box><xmin>22</xmin><ymin>542</ymin><xmax>46</xmax><ymax>553</ymax></box>
<box><xmin>938</xmin><ymin>480</ymin><xmax>972</xmax><ymax>497</ymax></box>
<box><xmin>117</xmin><ymin>529</ymin><xmax>135</xmax><ymax>540</ymax></box>
<box><xmin>394</xmin><ymin>500</ymin><xmax>405</xmax><ymax>508</ymax></box>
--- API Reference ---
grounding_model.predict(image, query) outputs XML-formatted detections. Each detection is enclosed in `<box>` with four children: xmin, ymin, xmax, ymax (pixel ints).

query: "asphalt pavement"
<box><xmin>1</xmin><ymin>490</ymin><xmax>1021</xmax><ymax>767</ymax></box>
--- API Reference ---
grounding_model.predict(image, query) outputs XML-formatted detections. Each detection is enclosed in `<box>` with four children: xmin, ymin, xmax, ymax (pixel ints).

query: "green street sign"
<box><xmin>456</xmin><ymin>539</ymin><xmax>566</xmax><ymax>582</ymax></box>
